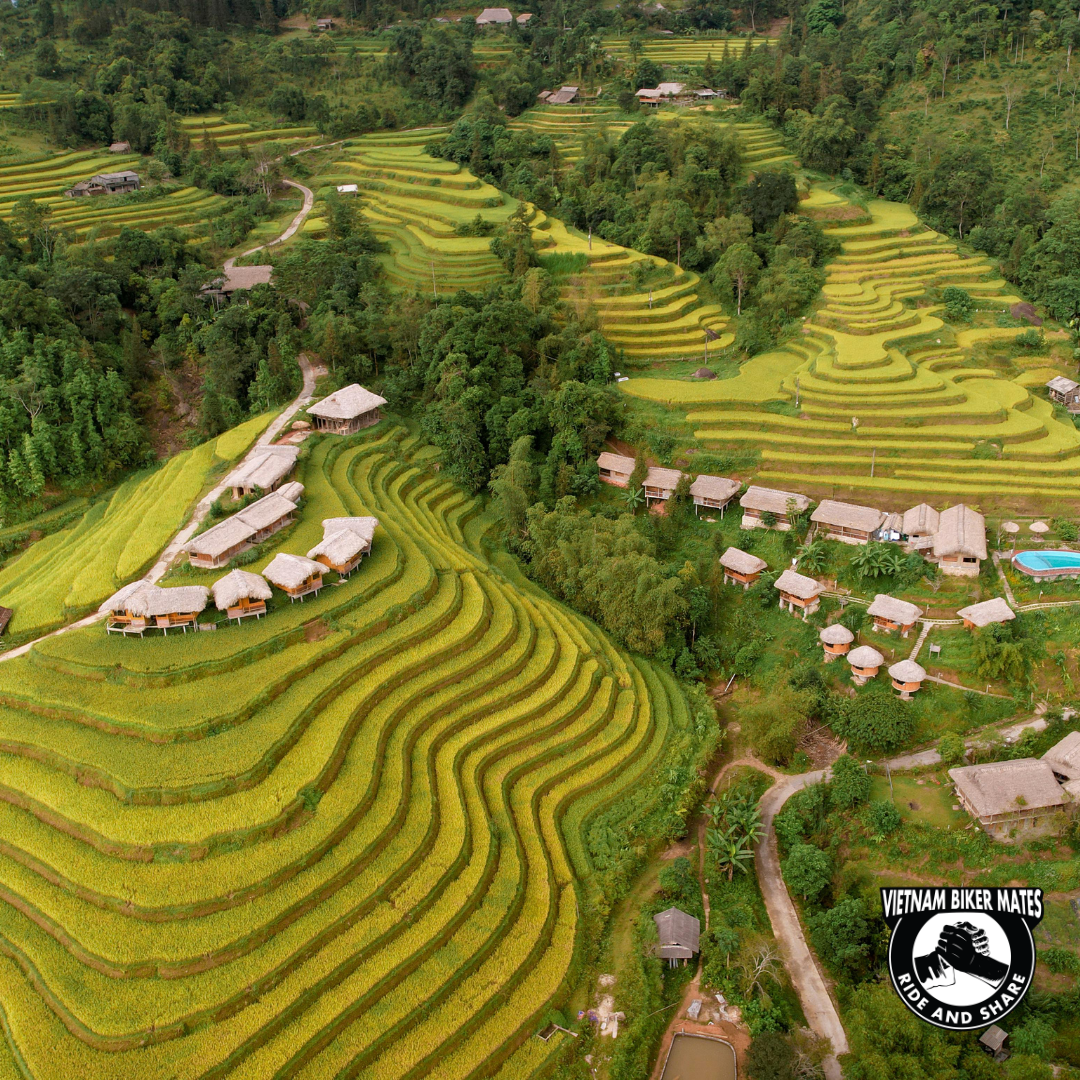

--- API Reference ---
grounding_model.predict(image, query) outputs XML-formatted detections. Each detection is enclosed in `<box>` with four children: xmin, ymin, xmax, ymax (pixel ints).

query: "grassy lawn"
<box><xmin>869</xmin><ymin>775</ymin><xmax>968</xmax><ymax>830</ymax></box>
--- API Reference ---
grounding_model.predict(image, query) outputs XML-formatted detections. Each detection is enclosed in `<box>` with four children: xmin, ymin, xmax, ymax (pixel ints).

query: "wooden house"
<box><xmin>1046</xmin><ymin>375</ymin><xmax>1080</xmax><ymax>409</ymax></box>
<box><xmin>476</xmin><ymin>6</ymin><xmax>514</xmax><ymax>23</ymax></box>
<box><xmin>643</xmin><ymin>467</ymin><xmax>683</xmax><ymax>505</ymax></box>
<box><xmin>888</xmin><ymin>659</ymin><xmax>926</xmax><ymax>699</ymax></box>
<box><xmin>264</xmin><ymin>553</ymin><xmax>324</xmax><ymax>601</ymax></box>
<box><xmin>307</xmin><ymin>384</ymin><xmax>387</xmax><ymax>435</ymax></box>
<box><xmin>597</xmin><ymin>452</ymin><xmax>635</xmax><ymax>488</ymax></box>
<box><xmin>949</xmin><ymin>760</ymin><xmax>1067</xmax><ymax>841</ymax></box>
<box><xmin>0</xmin><ymin>606</ymin><xmax>12</xmax><ymax>637</ymax></box>
<box><xmin>739</xmin><ymin>485</ymin><xmax>810</xmax><ymax>531</ymax></box>
<box><xmin>225</xmin><ymin>445</ymin><xmax>299</xmax><ymax>501</ymax></box>
<box><xmin>931</xmin><ymin>504</ymin><xmax>987</xmax><ymax>577</ymax></box>
<box><xmin>101</xmin><ymin>582</ymin><xmax>209</xmax><ymax>635</ymax></box>
<box><xmin>1042</xmin><ymin>730</ymin><xmax>1080</xmax><ymax>784</ymax></box>
<box><xmin>653</xmin><ymin>907</ymin><xmax>699</xmax><ymax>967</ymax></box>
<box><xmin>690</xmin><ymin>474</ymin><xmax>739</xmax><ymax>516</ymax></box>
<box><xmin>866</xmin><ymin>594</ymin><xmax>923</xmax><ymax>637</ymax></box>
<box><xmin>957</xmin><ymin>597</ymin><xmax>1015</xmax><ymax>630</ymax></box>
<box><xmin>773</xmin><ymin>568</ymin><xmax>824</xmax><ymax>618</ymax></box>
<box><xmin>307</xmin><ymin>516</ymin><xmax>379</xmax><ymax>577</ymax></box>
<box><xmin>902</xmin><ymin>503</ymin><xmax>940</xmax><ymax>545</ymax></box>
<box><xmin>315</xmin><ymin>15</ymin><xmax>334</xmax><ymax>28</ymax></box>
<box><xmin>185</xmin><ymin>490</ymin><xmax>300</xmax><ymax>568</ymax></box>
<box><xmin>548</xmin><ymin>86</ymin><xmax>579</xmax><ymax>104</ymax></box>
<box><xmin>719</xmin><ymin>547</ymin><xmax>766</xmax><ymax>588</ymax></box>
<box><xmin>819</xmin><ymin>622</ymin><xmax>853</xmax><ymax>661</ymax></box>
<box><xmin>979</xmin><ymin>1026</ymin><xmax>1009</xmax><ymax>1062</ymax></box>
<box><xmin>810</xmin><ymin>499</ymin><xmax>886</xmax><ymax>545</ymax></box>
<box><xmin>847</xmin><ymin>644</ymin><xmax>883</xmax><ymax>685</ymax></box>
<box><xmin>64</xmin><ymin>170</ymin><xmax>140</xmax><ymax>197</ymax></box>
<box><xmin>212</xmin><ymin>569</ymin><xmax>273</xmax><ymax>623</ymax></box>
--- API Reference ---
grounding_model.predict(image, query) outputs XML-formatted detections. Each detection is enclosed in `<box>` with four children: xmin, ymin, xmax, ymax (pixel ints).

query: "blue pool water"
<box><xmin>1013</xmin><ymin>550</ymin><xmax>1080</xmax><ymax>572</ymax></box>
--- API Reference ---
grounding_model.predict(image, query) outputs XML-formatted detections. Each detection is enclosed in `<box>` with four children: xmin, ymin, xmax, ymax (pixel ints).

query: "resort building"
<box><xmin>720</xmin><ymin>547</ymin><xmax>767</xmax><ymax>589</ymax></box>
<box><xmin>847</xmin><ymin>644</ymin><xmax>883</xmax><ymax>685</ymax></box>
<box><xmin>774</xmin><ymin>568</ymin><xmax>824</xmax><ymax>618</ymax></box>
<box><xmin>949</xmin><ymin>759</ymin><xmax>1068</xmax><ymax>841</ymax></box>
<box><xmin>101</xmin><ymin>583</ymin><xmax>209</xmax><ymax>635</ymax></box>
<box><xmin>1042</xmin><ymin>731</ymin><xmax>1080</xmax><ymax>785</ymax></box>
<box><xmin>931</xmin><ymin>504</ymin><xmax>987</xmax><ymax>577</ymax></box>
<box><xmin>888</xmin><ymin>659</ymin><xmax>926</xmax><ymax>699</ymax></box>
<box><xmin>307</xmin><ymin>516</ymin><xmax>379</xmax><ymax>577</ymax></box>
<box><xmin>212</xmin><ymin>569</ymin><xmax>273</xmax><ymax>623</ymax></box>
<box><xmin>1046</xmin><ymin>375</ymin><xmax>1080</xmax><ymax>409</ymax></box>
<box><xmin>643</xmin><ymin>467</ymin><xmax>682</xmax><ymax>505</ymax></box>
<box><xmin>957</xmin><ymin>597</ymin><xmax>1015</xmax><ymax>630</ymax></box>
<box><xmin>224</xmin><ymin>445</ymin><xmax>300</xmax><ymax>500</ymax></box>
<box><xmin>819</xmin><ymin>622</ymin><xmax>853</xmax><ymax>661</ymax></box>
<box><xmin>64</xmin><ymin>170</ymin><xmax>140</xmax><ymax>197</ymax></box>
<box><xmin>307</xmin><ymin>383</ymin><xmax>387</xmax><ymax>435</ymax></box>
<box><xmin>739</xmin><ymin>485</ymin><xmax>811</xmax><ymax>531</ymax></box>
<box><xmin>185</xmin><ymin>489</ymin><xmax>300</xmax><ymax>569</ymax></box>
<box><xmin>597</xmin><ymin>452</ymin><xmax>636</xmax><ymax>488</ymax></box>
<box><xmin>866</xmin><ymin>594</ymin><xmax>923</xmax><ymax>637</ymax></box>
<box><xmin>690</xmin><ymin>474</ymin><xmax>739</xmax><ymax>516</ymax></box>
<box><xmin>810</xmin><ymin>499</ymin><xmax>886</xmax><ymax>544</ymax></box>
<box><xmin>263</xmin><ymin>553</ymin><xmax>324</xmax><ymax>601</ymax></box>
<box><xmin>902</xmin><ymin>503</ymin><xmax>940</xmax><ymax>544</ymax></box>
<box><xmin>653</xmin><ymin>907</ymin><xmax>700</xmax><ymax>966</ymax></box>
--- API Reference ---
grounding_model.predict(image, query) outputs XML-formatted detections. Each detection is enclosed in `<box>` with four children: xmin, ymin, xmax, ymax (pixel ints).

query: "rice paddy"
<box><xmin>602</xmin><ymin>34</ymin><xmax>776</xmax><ymax>63</ymax></box>
<box><xmin>0</xmin><ymin>424</ymin><xmax>688</xmax><ymax>1079</ymax></box>
<box><xmin>623</xmin><ymin>189</ymin><xmax>1080</xmax><ymax>500</ymax></box>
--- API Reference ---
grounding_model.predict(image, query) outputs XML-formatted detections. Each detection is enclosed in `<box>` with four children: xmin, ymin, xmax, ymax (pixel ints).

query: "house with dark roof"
<box><xmin>653</xmin><ymin>907</ymin><xmax>700</xmax><ymax>966</ymax></box>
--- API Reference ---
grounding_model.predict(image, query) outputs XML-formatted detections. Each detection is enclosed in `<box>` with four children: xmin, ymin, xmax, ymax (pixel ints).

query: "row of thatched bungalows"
<box><xmin>102</xmin><ymin>517</ymin><xmax>379</xmax><ymax>636</ymax></box>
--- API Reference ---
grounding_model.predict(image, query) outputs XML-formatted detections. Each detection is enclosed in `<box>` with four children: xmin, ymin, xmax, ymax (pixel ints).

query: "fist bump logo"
<box><xmin>882</xmin><ymin>887</ymin><xmax>1043</xmax><ymax>1030</ymax></box>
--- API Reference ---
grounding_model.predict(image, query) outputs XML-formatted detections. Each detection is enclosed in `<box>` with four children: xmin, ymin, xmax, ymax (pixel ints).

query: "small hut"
<box><xmin>957</xmin><ymin>597</ymin><xmax>1015</xmax><ymax>630</ymax></box>
<box><xmin>109</xmin><ymin>141</ymin><xmax>131</xmax><ymax>153</ymax></box>
<box><xmin>690</xmin><ymin>474</ymin><xmax>739</xmax><ymax>516</ymax></box>
<box><xmin>739</xmin><ymin>485</ymin><xmax>810</xmax><ymax>531</ymax></box>
<box><xmin>212</xmin><ymin>569</ymin><xmax>273</xmax><ymax>623</ymax></box>
<box><xmin>263</xmin><ymin>553</ymin><xmax>324</xmax><ymax>601</ymax></box>
<box><xmin>719</xmin><ymin>547</ymin><xmax>767</xmax><ymax>588</ymax></box>
<box><xmin>597</xmin><ymin>452</ymin><xmax>635</xmax><ymax>488</ymax></box>
<box><xmin>0</xmin><ymin>607</ymin><xmax>11</xmax><ymax>636</ymax></box>
<box><xmin>307</xmin><ymin>517</ymin><xmax>379</xmax><ymax>577</ymax></box>
<box><xmin>979</xmin><ymin>1025</ymin><xmax>1009</xmax><ymax>1062</ymax></box>
<box><xmin>810</xmin><ymin>499</ymin><xmax>886</xmax><ymax>545</ymax></box>
<box><xmin>307</xmin><ymin>384</ymin><xmax>387</xmax><ymax>435</ymax></box>
<box><xmin>847</xmin><ymin>644</ymin><xmax>884</xmax><ymax>685</ymax></box>
<box><xmin>888</xmin><ymin>659</ymin><xmax>926</xmax><ymax>699</ymax></box>
<box><xmin>225</xmin><ymin>445</ymin><xmax>300</xmax><ymax>500</ymax></box>
<box><xmin>819</xmin><ymin>623</ymin><xmax>853</xmax><ymax>661</ymax></box>
<box><xmin>102</xmin><ymin>583</ymin><xmax>209</xmax><ymax>635</ymax></box>
<box><xmin>774</xmin><ymin>568</ymin><xmax>825</xmax><ymax>618</ymax></box>
<box><xmin>1046</xmin><ymin>375</ymin><xmax>1080</xmax><ymax>408</ymax></box>
<box><xmin>866</xmin><ymin>594</ymin><xmax>923</xmax><ymax>637</ymax></box>
<box><xmin>902</xmin><ymin>503</ymin><xmax>940</xmax><ymax>543</ymax></box>
<box><xmin>643</xmin><ymin>467</ymin><xmax>683</xmax><ymax>505</ymax></box>
<box><xmin>277</xmin><ymin>480</ymin><xmax>305</xmax><ymax>503</ymax></box>
<box><xmin>653</xmin><ymin>907</ymin><xmax>700</xmax><ymax>968</ymax></box>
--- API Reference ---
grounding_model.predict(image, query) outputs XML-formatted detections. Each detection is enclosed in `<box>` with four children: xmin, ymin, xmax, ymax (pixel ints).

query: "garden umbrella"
<box><xmin>1029</xmin><ymin>521</ymin><xmax>1050</xmax><ymax>543</ymax></box>
<box><xmin>1001</xmin><ymin>520</ymin><xmax>1019</xmax><ymax>551</ymax></box>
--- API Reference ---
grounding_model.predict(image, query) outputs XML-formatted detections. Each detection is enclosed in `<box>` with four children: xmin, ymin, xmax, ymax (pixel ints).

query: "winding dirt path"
<box><xmin>224</xmin><ymin>177</ymin><xmax>314</xmax><ymax>271</ymax></box>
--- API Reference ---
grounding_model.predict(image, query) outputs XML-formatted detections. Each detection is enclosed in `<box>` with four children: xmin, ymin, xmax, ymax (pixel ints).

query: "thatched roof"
<box><xmin>307</xmin><ymin>517</ymin><xmax>379</xmax><ymax>564</ymax></box>
<box><xmin>654</xmin><ymin>906</ymin><xmax>699</xmax><ymax>959</ymax></box>
<box><xmin>185</xmin><ymin>516</ymin><xmax>256</xmax><ymax>559</ymax></box>
<box><xmin>236</xmin><ymin>491</ymin><xmax>298</xmax><ymax>532</ymax></box>
<box><xmin>597</xmin><ymin>451</ymin><xmax>636</xmax><ymax>475</ymax></box>
<box><xmin>644</xmin><ymin>466</ymin><xmax>683</xmax><ymax>491</ymax></box>
<box><xmin>811</xmin><ymin>499</ymin><xmax>885</xmax><ymax>534</ymax></box>
<box><xmin>888</xmin><ymin>659</ymin><xmax>926</xmax><ymax>683</ymax></box>
<box><xmin>957</xmin><ymin>597</ymin><xmax>1015</xmax><ymax>627</ymax></box>
<box><xmin>819</xmin><ymin>623</ymin><xmax>854</xmax><ymax>645</ymax></box>
<box><xmin>881</xmin><ymin>512</ymin><xmax>903</xmax><ymax>534</ymax></box>
<box><xmin>263</xmin><ymin>552</ymin><xmax>324</xmax><ymax>590</ymax></box>
<box><xmin>226</xmin><ymin>445</ymin><xmax>299</xmax><ymax>492</ymax></box>
<box><xmin>933</xmin><ymin>504</ymin><xmax>987</xmax><ymax>560</ymax></box>
<box><xmin>101</xmin><ymin>581</ymin><xmax>150</xmax><ymax>614</ymax></box>
<box><xmin>720</xmin><ymin>547</ymin><xmax>767</xmax><ymax>575</ymax></box>
<box><xmin>774</xmin><ymin>568</ymin><xmax>824</xmax><ymax>600</ymax></box>
<box><xmin>101</xmin><ymin>582</ymin><xmax>208</xmax><ymax>617</ymax></box>
<box><xmin>903</xmin><ymin>503</ymin><xmax>940</xmax><ymax>536</ymax></box>
<box><xmin>949</xmin><ymin>759</ymin><xmax>1067</xmax><ymax>818</ymax></box>
<box><xmin>219</xmin><ymin>265</ymin><xmax>273</xmax><ymax>293</ymax></box>
<box><xmin>308</xmin><ymin>383</ymin><xmax>387</xmax><ymax>420</ymax></box>
<box><xmin>867</xmin><ymin>594</ymin><xmax>923</xmax><ymax>624</ymax></box>
<box><xmin>690</xmin><ymin>474</ymin><xmax>739</xmax><ymax>502</ymax></box>
<box><xmin>1042</xmin><ymin>730</ymin><xmax>1080</xmax><ymax>781</ymax></box>
<box><xmin>847</xmin><ymin>645</ymin><xmax>884</xmax><ymax>669</ymax></box>
<box><xmin>212</xmin><ymin>569</ymin><xmax>273</xmax><ymax>610</ymax></box>
<box><xmin>740</xmin><ymin>485</ymin><xmax>810</xmax><ymax>515</ymax></box>
<box><xmin>276</xmin><ymin>481</ymin><xmax>306</xmax><ymax>503</ymax></box>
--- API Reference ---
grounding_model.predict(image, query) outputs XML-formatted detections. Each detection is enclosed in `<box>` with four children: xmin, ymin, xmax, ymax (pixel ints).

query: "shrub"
<box><xmin>867</xmin><ymin>799</ymin><xmax>901</xmax><ymax>836</ymax></box>
<box><xmin>830</xmin><ymin>686</ymin><xmax>915</xmax><ymax>755</ymax></box>
<box><xmin>830</xmin><ymin>754</ymin><xmax>871</xmax><ymax>809</ymax></box>
<box><xmin>1042</xmin><ymin>946</ymin><xmax>1080</xmax><ymax>975</ymax></box>
<box><xmin>942</xmin><ymin>286</ymin><xmax>974</xmax><ymax>322</ymax></box>
<box><xmin>782</xmin><ymin>843</ymin><xmax>831</xmax><ymax>899</ymax></box>
<box><xmin>1053</xmin><ymin>518</ymin><xmax>1078</xmax><ymax>542</ymax></box>
<box><xmin>745</xmin><ymin>1031</ymin><xmax>794</xmax><ymax>1080</ymax></box>
<box><xmin>1015</xmin><ymin>328</ymin><xmax>1044</xmax><ymax>349</ymax></box>
<box><xmin>938</xmin><ymin>731</ymin><xmax>966</xmax><ymax>766</ymax></box>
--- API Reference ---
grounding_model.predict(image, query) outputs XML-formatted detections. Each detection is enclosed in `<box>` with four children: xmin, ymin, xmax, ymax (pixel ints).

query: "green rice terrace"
<box><xmin>602</xmin><ymin>35</ymin><xmax>776</xmax><ymax>63</ymax></box>
<box><xmin>623</xmin><ymin>188</ymin><xmax>1080</xmax><ymax>503</ymax></box>
<box><xmin>0</xmin><ymin>423</ymin><xmax>689</xmax><ymax>1079</ymax></box>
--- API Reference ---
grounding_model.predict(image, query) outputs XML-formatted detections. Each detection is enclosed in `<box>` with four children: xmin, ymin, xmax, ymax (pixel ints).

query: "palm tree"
<box><xmin>797</xmin><ymin>539</ymin><xmax>829</xmax><ymax>575</ymax></box>
<box><xmin>707</xmin><ymin>825</ymin><xmax>754</xmax><ymax>880</ymax></box>
<box><xmin>623</xmin><ymin>485</ymin><xmax>644</xmax><ymax>512</ymax></box>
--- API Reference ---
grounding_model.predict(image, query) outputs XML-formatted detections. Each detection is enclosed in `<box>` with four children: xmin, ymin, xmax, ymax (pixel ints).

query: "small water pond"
<box><xmin>658</xmin><ymin>1033</ymin><xmax>737</xmax><ymax>1080</ymax></box>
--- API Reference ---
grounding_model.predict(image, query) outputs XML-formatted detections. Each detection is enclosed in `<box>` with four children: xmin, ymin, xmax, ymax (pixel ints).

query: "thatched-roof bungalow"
<box><xmin>276</xmin><ymin>480</ymin><xmax>305</xmax><ymax>503</ymax></box>
<box><xmin>225</xmin><ymin>445</ymin><xmax>300</xmax><ymax>500</ymax></box>
<box><xmin>212</xmin><ymin>569</ymin><xmax>273</xmax><ymax>623</ymax></box>
<box><xmin>949</xmin><ymin>759</ymin><xmax>1068</xmax><ymax>840</ymax></box>
<box><xmin>102</xmin><ymin>583</ymin><xmax>209</xmax><ymax>635</ymax></box>
<box><xmin>902</xmin><ymin>503</ymin><xmax>940</xmax><ymax>543</ymax></box>
<box><xmin>307</xmin><ymin>517</ymin><xmax>378</xmax><ymax>577</ymax></box>
<box><xmin>597</xmin><ymin>452</ymin><xmax>635</xmax><ymax>487</ymax></box>
<box><xmin>866</xmin><ymin>594</ymin><xmax>923</xmax><ymax>637</ymax></box>
<box><xmin>739</xmin><ymin>486</ymin><xmax>810</xmax><ymax>531</ymax></box>
<box><xmin>264</xmin><ymin>553</ymin><xmax>324</xmax><ymax>601</ymax></box>
<box><xmin>957</xmin><ymin>597</ymin><xmax>1015</xmax><ymax>630</ymax></box>
<box><xmin>719</xmin><ymin>547</ymin><xmax>767</xmax><ymax>589</ymax></box>
<box><xmin>1042</xmin><ymin>730</ymin><xmax>1080</xmax><ymax>782</ymax></box>
<box><xmin>888</xmin><ymin>659</ymin><xmax>926</xmax><ymax>699</ymax></box>
<box><xmin>307</xmin><ymin>384</ymin><xmax>387</xmax><ymax>435</ymax></box>
<box><xmin>847</xmin><ymin>644</ymin><xmax>883</xmax><ymax>685</ymax></box>
<box><xmin>774</xmin><ymin>568</ymin><xmax>824</xmax><ymax>618</ymax></box>
<box><xmin>185</xmin><ymin>490</ymin><xmax>300</xmax><ymax>568</ymax></box>
<box><xmin>810</xmin><ymin>499</ymin><xmax>885</xmax><ymax>544</ymax></box>
<box><xmin>690</xmin><ymin>474</ymin><xmax>739</xmax><ymax>516</ymax></box>
<box><xmin>931</xmin><ymin>504</ymin><xmax>987</xmax><ymax>577</ymax></box>
<box><xmin>819</xmin><ymin>622</ymin><xmax>853</xmax><ymax>661</ymax></box>
<box><xmin>643</xmin><ymin>467</ymin><xmax>683</xmax><ymax>504</ymax></box>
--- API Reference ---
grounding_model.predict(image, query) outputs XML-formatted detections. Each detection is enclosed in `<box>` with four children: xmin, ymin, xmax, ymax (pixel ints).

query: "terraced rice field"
<box><xmin>603</xmin><ymin>34</ymin><xmax>776</xmax><ymax>62</ymax></box>
<box><xmin>623</xmin><ymin>190</ymin><xmax>1080</xmax><ymax>500</ymax></box>
<box><xmin>327</xmin><ymin>34</ymin><xmax>513</xmax><ymax>66</ymax></box>
<box><xmin>0</xmin><ymin>424</ymin><xmax>689</xmax><ymax>1079</ymax></box>
<box><xmin>179</xmin><ymin>115</ymin><xmax>321</xmax><ymax>150</ymax></box>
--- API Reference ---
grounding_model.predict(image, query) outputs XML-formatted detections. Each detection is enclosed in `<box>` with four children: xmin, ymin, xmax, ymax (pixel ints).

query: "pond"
<box><xmin>659</xmin><ymin>1033</ymin><xmax>737</xmax><ymax>1080</ymax></box>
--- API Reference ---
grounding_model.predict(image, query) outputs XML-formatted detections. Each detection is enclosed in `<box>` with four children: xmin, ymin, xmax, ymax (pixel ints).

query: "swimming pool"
<box><xmin>1012</xmin><ymin>550</ymin><xmax>1080</xmax><ymax>578</ymax></box>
